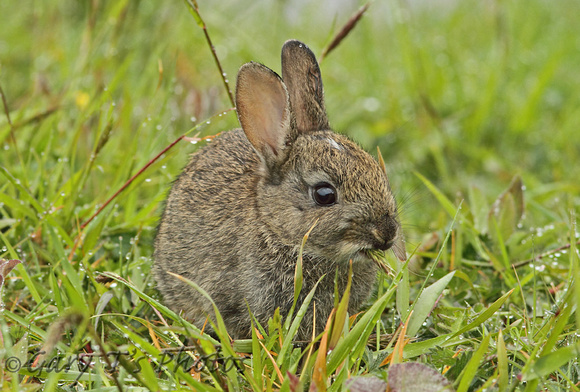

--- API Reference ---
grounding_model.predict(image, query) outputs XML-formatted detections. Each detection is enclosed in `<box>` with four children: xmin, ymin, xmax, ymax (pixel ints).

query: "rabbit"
<box><xmin>153</xmin><ymin>40</ymin><xmax>405</xmax><ymax>341</ymax></box>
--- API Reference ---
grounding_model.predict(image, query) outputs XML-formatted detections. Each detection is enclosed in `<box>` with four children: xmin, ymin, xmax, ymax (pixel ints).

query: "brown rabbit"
<box><xmin>153</xmin><ymin>40</ymin><xmax>405</xmax><ymax>340</ymax></box>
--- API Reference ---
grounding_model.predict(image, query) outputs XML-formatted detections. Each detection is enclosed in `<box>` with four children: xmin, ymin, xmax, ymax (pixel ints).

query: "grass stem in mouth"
<box><xmin>366</xmin><ymin>250</ymin><xmax>394</xmax><ymax>275</ymax></box>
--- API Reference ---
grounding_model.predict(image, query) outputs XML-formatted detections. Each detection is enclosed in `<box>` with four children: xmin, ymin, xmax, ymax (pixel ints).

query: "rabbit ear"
<box><xmin>236</xmin><ymin>62</ymin><xmax>291</xmax><ymax>163</ymax></box>
<box><xmin>281</xmin><ymin>40</ymin><xmax>330</xmax><ymax>132</ymax></box>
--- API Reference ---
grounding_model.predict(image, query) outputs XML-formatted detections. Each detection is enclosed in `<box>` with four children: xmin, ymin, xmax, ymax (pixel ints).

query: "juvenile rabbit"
<box><xmin>154</xmin><ymin>40</ymin><xmax>405</xmax><ymax>340</ymax></box>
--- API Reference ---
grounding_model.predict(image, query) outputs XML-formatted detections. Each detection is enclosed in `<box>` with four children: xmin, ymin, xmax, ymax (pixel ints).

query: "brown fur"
<box><xmin>153</xmin><ymin>40</ymin><xmax>404</xmax><ymax>340</ymax></box>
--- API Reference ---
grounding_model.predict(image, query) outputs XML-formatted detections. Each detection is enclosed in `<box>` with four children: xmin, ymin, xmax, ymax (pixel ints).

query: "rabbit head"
<box><xmin>235</xmin><ymin>40</ymin><xmax>405</xmax><ymax>264</ymax></box>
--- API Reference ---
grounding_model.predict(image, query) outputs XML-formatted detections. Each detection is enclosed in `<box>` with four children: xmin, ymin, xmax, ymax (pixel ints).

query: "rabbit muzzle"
<box><xmin>369</xmin><ymin>214</ymin><xmax>400</xmax><ymax>251</ymax></box>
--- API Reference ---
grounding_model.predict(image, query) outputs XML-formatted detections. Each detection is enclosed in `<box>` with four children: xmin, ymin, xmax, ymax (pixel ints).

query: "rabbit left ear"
<box><xmin>236</xmin><ymin>62</ymin><xmax>291</xmax><ymax>165</ymax></box>
<box><xmin>281</xmin><ymin>40</ymin><xmax>330</xmax><ymax>133</ymax></box>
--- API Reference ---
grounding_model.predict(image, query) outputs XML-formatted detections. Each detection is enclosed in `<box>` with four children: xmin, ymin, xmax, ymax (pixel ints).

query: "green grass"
<box><xmin>1</xmin><ymin>0</ymin><xmax>579</xmax><ymax>390</ymax></box>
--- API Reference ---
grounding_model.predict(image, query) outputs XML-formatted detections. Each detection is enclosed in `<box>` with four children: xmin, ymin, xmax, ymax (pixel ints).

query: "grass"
<box><xmin>1</xmin><ymin>0</ymin><xmax>579</xmax><ymax>390</ymax></box>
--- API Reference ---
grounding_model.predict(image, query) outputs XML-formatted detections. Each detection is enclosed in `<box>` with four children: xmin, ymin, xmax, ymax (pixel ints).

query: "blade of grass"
<box><xmin>456</xmin><ymin>333</ymin><xmax>491</xmax><ymax>392</ymax></box>
<box><xmin>168</xmin><ymin>273</ymin><xmax>240</xmax><ymax>389</ymax></box>
<box><xmin>406</xmin><ymin>271</ymin><xmax>455</xmax><ymax>337</ymax></box>
<box><xmin>46</xmin><ymin>224</ymin><xmax>88</xmax><ymax>309</ymax></box>
<box><xmin>252</xmin><ymin>326</ymin><xmax>264</xmax><ymax>391</ymax></box>
<box><xmin>326</xmin><ymin>284</ymin><xmax>397</xmax><ymax>374</ymax></box>
<box><xmin>98</xmin><ymin>272</ymin><xmax>215</xmax><ymax>343</ymax></box>
<box><xmin>182</xmin><ymin>0</ymin><xmax>235</xmax><ymax>107</ymax></box>
<box><xmin>497</xmin><ymin>329</ymin><xmax>509</xmax><ymax>391</ymax></box>
<box><xmin>311</xmin><ymin>313</ymin><xmax>333</xmax><ymax>392</ymax></box>
<box><xmin>390</xmin><ymin>310</ymin><xmax>411</xmax><ymax>365</ymax></box>
<box><xmin>570</xmin><ymin>210</ymin><xmax>580</xmax><ymax>329</ymax></box>
<box><xmin>0</xmin><ymin>167</ymin><xmax>44</xmax><ymax>214</ymax></box>
<box><xmin>403</xmin><ymin>334</ymin><xmax>451</xmax><ymax>359</ymax></box>
<box><xmin>328</xmin><ymin>261</ymin><xmax>352</xmax><ymax>350</ymax></box>
<box><xmin>283</xmin><ymin>219</ymin><xmax>318</xmax><ymax>333</ymax></box>
<box><xmin>79</xmin><ymin>133</ymin><xmax>185</xmax><ymax>230</ymax></box>
<box><xmin>396</xmin><ymin>259</ymin><xmax>410</xmax><ymax>322</ymax></box>
<box><xmin>260</xmin><ymin>340</ymin><xmax>284</xmax><ymax>385</ymax></box>
<box><xmin>320</xmin><ymin>3</ymin><xmax>370</xmax><ymax>61</ymax></box>
<box><xmin>525</xmin><ymin>341</ymin><xmax>580</xmax><ymax>381</ymax></box>
<box><xmin>277</xmin><ymin>276</ymin><xmax>323</xmax><ymax>368</ymax></box>
<box><xmin>452</xmin><ymin>289</ymin><xmax>514</xmax><ymax>338</ymax></box>
<box><xmin>404</xmin><ymin>201</ymin><xmax>462</xmax><ymax>335</ymax></box>
<box><xmin>414</xmin><ymin>171</ymin><xmax>458</xmax><ymax>219</ymax></box>
<box><xmin>489</xmin><ymin>215</ymin><xmax>518</xmax><ymax>287</ymax></box>
<box><xmin>111</xmin><ymin>321</ymin><xmax>220</xmax><ymax>391</ymax></box>
<box><xmin>0</xmin><ymin>232</ymin><xmax>42</xmax><ymax>304</ymax></box>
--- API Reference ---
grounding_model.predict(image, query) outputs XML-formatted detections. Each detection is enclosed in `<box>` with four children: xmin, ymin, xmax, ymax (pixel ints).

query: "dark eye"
<box><xmin>312</xmin><ymin>183</ymin><xmax>337</xmax><ymax>206</ymax></box>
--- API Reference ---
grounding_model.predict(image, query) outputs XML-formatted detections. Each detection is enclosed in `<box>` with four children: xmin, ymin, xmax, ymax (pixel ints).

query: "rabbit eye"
<box><xmin>312</xmin><ymin>183</ymin><xmax>337</xmax><ymax>206</ymax></box>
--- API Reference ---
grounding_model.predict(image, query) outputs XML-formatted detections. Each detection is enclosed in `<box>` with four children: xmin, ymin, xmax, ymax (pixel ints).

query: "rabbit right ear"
<box><xmin>281</xmin><ymin>40</ymin><xmax>330</xmax><ymax>132</ymax></box>
<box><xmin>236</xmin><ymin>62</ymin><xmax>291</xmax><ymax>165</ymax></box>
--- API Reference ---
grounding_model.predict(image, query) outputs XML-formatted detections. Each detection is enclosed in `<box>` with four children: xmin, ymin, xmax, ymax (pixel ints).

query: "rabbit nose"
<box><xmin>369</xmin><ymin>215</ymin><xmax>399</xmax><ymax>251</ymax></box>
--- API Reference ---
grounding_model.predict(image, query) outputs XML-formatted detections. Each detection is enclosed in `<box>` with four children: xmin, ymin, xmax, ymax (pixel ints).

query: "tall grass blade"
<box><xmin>277</xmin><ymin>276</ymin><xmax>322</xmax><ymax>367</ymax></box>
<box><xmin>456</xmin><ymin>333</ymin><xmax>490</xmax><ymax>392</ymax></box>
<box><xmin>415</xmin><ymin>172</ymin><xmax>457</xmax><ymax>219</ymax></box>
<box><xmin>328</xmin><ymin>261</ymin><xmax>352</xmax><ymax>350</ymax></box>
<box><xmin>497</xmin><ymin>329</ymin><xmax>509</xmax><ymax>391</ymax></box>
<box><xmin>406</xmin><ymin>271</ymin><xmax>455</xmax><ymax>337</ymax></box>
<box><xmin>452</xmin><ymin>289</ymin><xmax>513</xmax><ymax>338</ymax></box>
<box><xmin>525</xmin><ymin>341</ymin><xmax>580</xmax><ymax>381</ymax></box>
<box><xmin>326</xmin><ymin>284</ymin><xmax>397</xmax><ymax>374</ymax></box>
<box><xmin>320</xmin><ymin>3</ymin><xmax>370</xmax><ymax>61</ymax></box>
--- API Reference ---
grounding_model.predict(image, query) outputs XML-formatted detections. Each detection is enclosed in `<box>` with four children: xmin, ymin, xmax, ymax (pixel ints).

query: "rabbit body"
<box><xmin>154</xmin><ymin>40</ymin><xmax>404</xmax><ymax>340</ymax></box>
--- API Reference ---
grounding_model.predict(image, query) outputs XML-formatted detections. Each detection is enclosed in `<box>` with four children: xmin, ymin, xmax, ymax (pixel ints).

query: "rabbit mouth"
<box><xmin>362</xmin><ymin>249</ymin><xmax>395</xmax><ymax>274</ymax></box>
<box><xmin>367</xmin><ymin>236</ymin><xmax>407</xmax><ymax>262</ymax></box>
<box><xmin>340</xmin><ymin>242</ymin><xmax>402</xmax><ymax>263</ymax></box>
<box><xmin>361</xmin><ymin>239</ymin><xmax>406</xmax><ymax>264</ymax></box>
